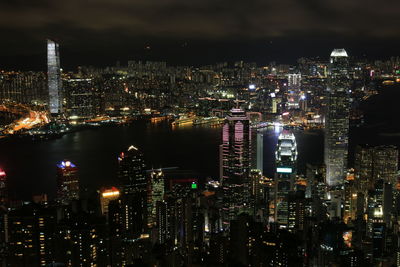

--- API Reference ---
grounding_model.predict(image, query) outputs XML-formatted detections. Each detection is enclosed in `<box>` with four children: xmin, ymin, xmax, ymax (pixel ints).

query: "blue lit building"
<box><xmin>56</xmin><ymin>160</ymin><xmax>79</xmax><ymax>204</ymax></box>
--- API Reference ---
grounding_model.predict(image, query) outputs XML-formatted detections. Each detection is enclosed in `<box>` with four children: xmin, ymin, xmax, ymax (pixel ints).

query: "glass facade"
<box><xmin>324</xmin><ymin>49</ymin><xmax>350</xmax><ymax>186</ymax></box>
<box><xmin>220</xmin><ymin>108</ymin><xmax>251</xmax><ymax>229</ymax></box>
<box><xmin>47</xmin><ymin>39</ymin><xmax>62</xmax><ymax>114</ymax></box>
<box><xmin>56</xmin><ymin>160</ymin><xmax>79</xmax><ymax>204</ymax></box>
<box><xmin>275</xmin><ymin>130</ymin><xmax>297</xmax><ymax>228</ymax></box>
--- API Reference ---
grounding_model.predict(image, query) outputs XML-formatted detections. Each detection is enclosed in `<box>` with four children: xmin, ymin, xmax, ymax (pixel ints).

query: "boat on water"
<box><xmin>193</xmin><ymin>117</ymin><xmax>224</xmax><ymax>126</ymax></box>
<box><xmin>172</xmin><ymin>117</ymin><xmax>194</xmax><ymax>126</ymax></box>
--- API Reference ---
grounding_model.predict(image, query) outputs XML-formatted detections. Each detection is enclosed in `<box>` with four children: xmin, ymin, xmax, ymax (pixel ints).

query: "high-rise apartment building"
<box><xmin>0</xmin><ymin>72</ymin><xmax>47</xmax><ymax>104</ymax></box>
<box><xmin>64</xmin><ymin>78</ymin><xmax>100</xmax><ymax>119</ymax></box>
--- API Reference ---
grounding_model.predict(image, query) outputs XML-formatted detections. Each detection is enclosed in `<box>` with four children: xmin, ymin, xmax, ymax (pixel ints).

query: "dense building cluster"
<box><xmin>1</xmin><ymin>41</ymin><xmax>400</xmax><ymax>124</ymax></box>
<box><xmin>1</xmin><ymin>44</ymin><xmax>400</xmax><ymax>266</ymax></box>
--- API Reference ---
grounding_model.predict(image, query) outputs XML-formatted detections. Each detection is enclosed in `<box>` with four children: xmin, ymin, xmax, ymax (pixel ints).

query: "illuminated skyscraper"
<box><xmin>220</xmin><ymin>108</ymin><xmax>251</xmax><ymax>229</ymax></box>
<box><xmin>117</xmin><ymin>145</ymin><xmax>148</xmax><ymax>238</ymax></box>
<box><xmin>274</xmin><ymin>130</ymin><xmax>297</xmax><ymax>228</ymax></box>
<box><xmin>250</xmin><ymin>169</ymin><xmax>263</xmax><ymax>215</ymax></box>
<box><xmin>324</xmin><ymin>48</ymin><xmax>350</xmax><ymax>186</ymax></box>
<box><xmin>56</xmin><ymin>160</ymin><xmax>79</xmax><ymax>204</ymax></box>
<box><xmin>148</xmin><ymin>169</ymin><xmax>165</xmax><ymax>227</ymax></box>
<box><xmin>0</xmin><ymin>167</ymin><xmax>7</xmax><ymax>260</ymax></box>
<box><xmin>287</xmin><ymin>73</ymin><xmax>301</xmax><ymax>109</ymax></box>
<box><xmin>47</xmin><ymin>39</ymin><xmax>62</xmax><ymax>115</ymax></box>
<box><xmin>355</xmin><ymin>145</ymin><xmax>398</xmax><ymax>193</ymax></box>
<box><xmin>100</xmin><ymin>187</ymin><xmax>120</xmax><ymax>216</ymax></box>
<box><xmin>251</xmin><ymin>131</ymin><xmax>264</xmax><ymax>174</ymax></box>
<box><xmin>0</xmin><ymin>168</ymin><xmax>7</xmax><ymax>207</ymax></box>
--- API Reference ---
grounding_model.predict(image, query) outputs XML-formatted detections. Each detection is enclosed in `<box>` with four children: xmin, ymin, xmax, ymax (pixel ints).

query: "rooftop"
<box><xmin>330</xmin><ymin>48</ymin><xmax>348</xmax><ymax>57</ymax></box>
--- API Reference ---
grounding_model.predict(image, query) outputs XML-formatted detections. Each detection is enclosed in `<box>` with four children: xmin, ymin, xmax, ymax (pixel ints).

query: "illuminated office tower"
<box><xmin>251</xmin><ymin>130</ymin><xmax>264</xmax><ymax>173</ymax></box>
<box><xmin>354</xmin><ymin>145</ymin><xmax>374</xmax><ymax>193</ymax></box>
<box><xmin>274</xmin><ymin>130</ymin><xmax>297</xmax><ymax>228</ymax></box>
<box><xmin>148</xmin><ymin>169</ymin><xmax>165</xmax><ymax>227</ymax></box>
<box><xmin>324</xmin><ymin>48</ymin><xmax>350</xmax><ymax>186</ymax></box>
<box><xmin>47</xmin><ymin>39</ymin><xmax>63</xmax><ymax>115</ymax></box>
<box><xmin>256</xmin><ymin>132</ymin><xmax>264</xmax><ymax>173</ymax></box>
<box><xmin>287</xmin><ymin>191</ymin><xmax>305</xmax><ymax>233</ymax></box>
<box><xmin>372</xmin><ymin>146</ymin><xmax>398</xmax><ymax>186</ymax></box>
<box><xmin>0</xmin><ymin>167</ymin><xmax>7</xmax><ymax>260</ymax></box>
<box><xmin>56</xmin><ymin>160</ymin><xmax>79</xmax><ymax>205</ymax></box>
<box><xmin>250</xmin><ymin>169</ymin><xmax>263</xmax><ymax>216</ymax></box>
<box><xmin>343</xmin><ymin>179</ymin><xmax>358</xmax><ymax>223</ymax></box>
<box><xmin>366</xmin><ymin>179</ymin><xmax>392</xmax><ymax>237</ymax></box>
<box><xmin>117</xmin><ymin>145</ymin><xmax>148</xmax><ymax>238</ymax></box>
<box><xmin>100</xmin><ymin>187</ymin><xmax>120</xmax><ymax>216</ymax></box>
<box><xmin>287</xmin><ymin>73</ymin><xmax>301</xmax><ymax>109</ymax></box>
<box><xmin>354</xmin><ymin>145</ymin><xmax>398</xmax><ymax>192</ymax></box>
<box><xmin>155</xmin><ymin>200</ymin><xmax>168</xmax><ymax>245</ymax></box>
<box><xmin>0</xmin><ymin>168</ymin><xmax>7</xmax><ymax>207</ymax></box>
<box><xmin>220</xmin><ymin>108</ymin><xmax>251</xmax><ymax>229</ymax></box>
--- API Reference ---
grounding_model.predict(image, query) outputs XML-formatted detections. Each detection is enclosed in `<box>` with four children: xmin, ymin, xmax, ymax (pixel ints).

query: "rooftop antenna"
<box><xmin>235</xmin><ymin>91</ymin><xmax>240</xmax><ymax>109</ymax></box>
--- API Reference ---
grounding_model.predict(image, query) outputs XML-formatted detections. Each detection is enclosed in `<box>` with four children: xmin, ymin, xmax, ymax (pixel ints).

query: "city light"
<box><xmin>128</xmin><ymin>145</ymin><xmax>138</xmax><ymax>151</ymax></box>
<box><xmin>58</xmin><ymin>161</ymin><xmax>77</xmax><ymax>168</ymax></box>
<box><xmin>1</xmin><ymin>16</ymin><xmax>399</xmax><ymax>265</ymax></box>
<box><xmin>276</xmin><ymin>167</ymin><xmax>292</xmax><ymax>173</ymax></box>
<box><xmin>102</xmin><ymin>189</ymin><xmax>120</xmax><ymax>198</ymax></box>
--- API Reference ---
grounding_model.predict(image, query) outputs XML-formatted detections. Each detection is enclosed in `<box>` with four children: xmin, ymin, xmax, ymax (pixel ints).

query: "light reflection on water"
<box><xmin>0</xmin><ymin>121</ymin><xmax>325</xmax><ymax>201</ymax></box>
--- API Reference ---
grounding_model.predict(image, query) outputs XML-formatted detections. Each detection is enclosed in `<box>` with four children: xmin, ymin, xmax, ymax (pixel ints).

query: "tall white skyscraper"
<box><xmin>274</xmin><ymin>130</ymin><xmax>297</xmax><ymax>228</ymax></box>
<box><xmin>324</xmin><ymin>49</ymin><xmax>350</xmax><ymax>186</ymax></box>
<box><xmin>47</xmin><ymin>39</ymin><xmax>62</xmax><ymax>115</ymax></box>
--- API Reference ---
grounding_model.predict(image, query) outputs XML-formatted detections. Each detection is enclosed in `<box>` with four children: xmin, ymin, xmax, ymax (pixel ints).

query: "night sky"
<box><xmin>1</xmin><ymin>0</ymin><xmax>400</xmax><ymax>70</ymax></box>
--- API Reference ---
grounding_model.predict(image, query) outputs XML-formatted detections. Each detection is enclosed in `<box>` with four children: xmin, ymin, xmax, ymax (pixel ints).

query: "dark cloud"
<box><xmin>1</xmin><ymin>0</ymin><xmax>399</xmax><ymax>38</ymax></box>
<box><xmin>0</xmin><ymin>0</ymin><xmax>399</xmax><ymax>68</ymax></box>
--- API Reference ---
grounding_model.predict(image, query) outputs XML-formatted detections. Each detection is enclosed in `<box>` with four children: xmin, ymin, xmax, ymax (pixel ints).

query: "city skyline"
<box><xmin>2</xmin><ymin>1</ymin><xmax>400</xmax><ymax>265</ymax></box>
<box><xmin>2</xmin><ymin>39</ymin><xmax>400</xmax><ymax>71</ymax></box>
<box><xmin>1</xmin><ymin>0</ymin><xmax>400</xmax><ymax>70</ymax></box>
<box><xmin>1</xmin><ymin>45</ymin><xmax>400</xmax><ymax>265</ymax></box>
